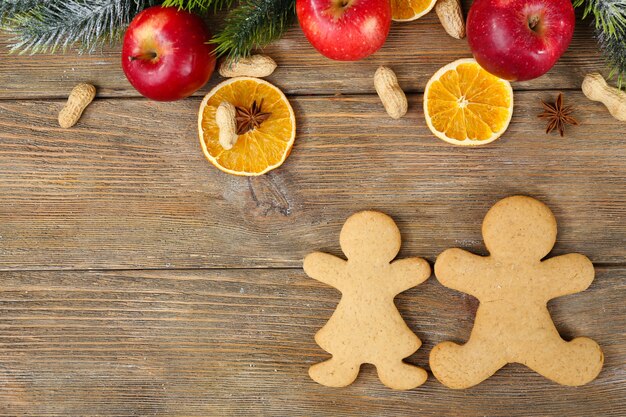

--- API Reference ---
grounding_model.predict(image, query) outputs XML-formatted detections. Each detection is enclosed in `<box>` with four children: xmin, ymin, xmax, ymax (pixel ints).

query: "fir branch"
<box><xmin>161</xmin><ymin>0</ymin><xmax>233</xmax><ymax>11</ymax></box>
<box><xmin>211</xmin><ymin>0</ymin><xmax>296</xmax><ymax>60</ymax></box>
<box><xmin>598</xmin><ymin>29</ymin><xmax>626</xmax><ymax>87</ymax></box>
<box><xmin>574</xmin><ymin>0</ymin><xmax>626</xmax><ymax>88</ymax></box>
<box><xmin>0</xmin><ymin>1</ymin><xmax>59</xmax><ymax>26</ymax></box>
<box><xmin>0</xmin><ymin>1</ymin><xmax>53</xmax><ymax>18</ymax></box>
<box><xmin>574</xmin><ymin>0</ymin><xmax>626</xmax><ymax>39</ymax></box>
<box><xmin>1</xmin><ymin>0</ymin><xmax>157</xmax><ymax>54</ymax></box>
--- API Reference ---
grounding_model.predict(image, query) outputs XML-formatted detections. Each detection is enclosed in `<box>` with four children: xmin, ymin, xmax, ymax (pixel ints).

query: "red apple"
<box><xmin>467</xmin><ymin>0</ymin><xmax>575</xmax><ymax>81</ymax></box>
<box><xmin>297</xmin><ymin>0</ymin><xmax>391</xmax><ymax>61</ymax></box>
<box><xmin>122</xmin><ymin>6</ymin><xmax>216</xmax><ymax>101</ymax></box>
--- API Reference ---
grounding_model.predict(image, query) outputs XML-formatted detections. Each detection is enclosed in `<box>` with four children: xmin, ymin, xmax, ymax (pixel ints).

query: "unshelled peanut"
<box><xmin>58</xmin><ymin>83</ymin><xmax>96</xmax><ymax>128</ymax></box>
<box><xmin>374</xmin><ymin>66</ymin><xmax>408</xmax><ymax>119</ymax></box>
<box><xmin>216</xmin><ymin>101</ymin><xmax>239</xmax><ymax>150</ymax></box>
<box><xmin>582</xmin><ymin>73</ymin><xmax>626</xmax><ymax>122</ymax></box>
<box><xmin>219</xmin><ymin>55</ymin><xmax>277</xmax><ymax>78</ymax></box>
<box><xmin>436</xmin><ymin>0</ymin><xmax>465</xmax><ymax>39</ymax></box>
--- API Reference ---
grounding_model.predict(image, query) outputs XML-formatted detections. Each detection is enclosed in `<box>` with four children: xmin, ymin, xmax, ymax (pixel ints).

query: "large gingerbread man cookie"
<box><xmin>304</xmin><ymin>211</ymin><xmax>431</xmax><ymax>390</ymax></box>
<box><xmin>430</xmin><ymin>196</ymin><xmax>603</xmax><ymax>389</ymax></box>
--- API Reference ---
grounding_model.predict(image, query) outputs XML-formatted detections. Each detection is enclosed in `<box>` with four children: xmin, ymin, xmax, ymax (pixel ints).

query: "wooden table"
<box><xmin>0</xmin><ymin>4</ymin><xmax>624</xmax><ymax>416</ymax></box>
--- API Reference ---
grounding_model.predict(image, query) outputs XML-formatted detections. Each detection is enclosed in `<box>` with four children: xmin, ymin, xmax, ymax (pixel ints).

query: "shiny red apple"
<box><xmin>122</xmin><ymin>6</ymin><xmax>216</xmax><ymax>101</ymax></box>
<box><xmin>467</xmin><ymin>0</ymin><xmax>575</xmax><ymax>81</ymax></box>
<box><xmin>296</xmin><ymin>0</ymin><xmax>391</xmax><ymax>61</ymax></box>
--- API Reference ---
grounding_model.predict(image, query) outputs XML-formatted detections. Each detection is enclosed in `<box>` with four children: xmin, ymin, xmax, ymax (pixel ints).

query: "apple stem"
<box><xmin>528</xmin><ymin>15</ymin><xmax>540</xmax><ymax>32</ymax></box>
<box><xmin>331</xmin><ymin>0</ymin><xmax>353</xmax><ymax>8</ymax></box>
<box><xmin>130</xmin><ymin>51</ymin><xmax>158</xmax><ymax>61</ymax></box>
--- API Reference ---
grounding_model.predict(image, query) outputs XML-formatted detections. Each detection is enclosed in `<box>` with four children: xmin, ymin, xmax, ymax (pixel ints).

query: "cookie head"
<box><xmin>339</xmin><ymin>211</ymin><xmax>401</xmax><ymax>264</ymax></box>
<box><xmin>482</xmin><ymin>196</ymin><xmax>557</xmax><ymax>260</ymax></box>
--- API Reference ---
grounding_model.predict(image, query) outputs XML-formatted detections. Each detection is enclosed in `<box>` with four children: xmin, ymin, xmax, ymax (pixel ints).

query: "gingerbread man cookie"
<box><xmin>430</xmin><ymin>196</ymin><xmax>603</xmax><ymax>389</ymax></box>
<box><xmin>304</xmin><ymin>211</ymin><xmax>431</xmax><ymax>390</ymax></box>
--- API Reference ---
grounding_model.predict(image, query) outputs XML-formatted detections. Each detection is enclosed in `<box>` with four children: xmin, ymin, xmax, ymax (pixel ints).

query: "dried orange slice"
<box><xmin>392</xmin><ymin>0</ymin><xmax>437</xmax><ymax>21</ymax></box>
<box><xmin>423</xmin><ymin>58</ymin><xmax>513</xmax><ymax>146</ymax></box>
<box><xmin>198</xmin><ymin>77</ymin><xmax>296</xmax><ymax>176</ymax></box>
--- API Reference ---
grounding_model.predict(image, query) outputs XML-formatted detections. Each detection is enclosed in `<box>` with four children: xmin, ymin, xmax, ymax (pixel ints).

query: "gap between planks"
<box><xmin>0</xmin><ymin>87</ymin><xmax>587</xmax><ymax>102</ymax></box>
<box><xmin>1</xmin><ymin>263</ymin><xmax>625</xmax><ymax>274</ymax></box>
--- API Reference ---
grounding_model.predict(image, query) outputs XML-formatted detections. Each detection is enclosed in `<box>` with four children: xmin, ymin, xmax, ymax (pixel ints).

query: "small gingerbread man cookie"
<box><xmin>430</xmin><ymin>196</ymin><xmax>603</xmax><ymax>389</ymax></box>
<box><xmin>304</xmin><ymin>211</ymin><xmax>431</xmax><ymax>390</ymax></box>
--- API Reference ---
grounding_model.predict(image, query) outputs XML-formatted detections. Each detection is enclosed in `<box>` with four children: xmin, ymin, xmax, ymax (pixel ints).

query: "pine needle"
<box><xmin>574</xmin><ymin>0</ymin><xmax>626</xmax><ymax>39</ymax></box>
<box><xmin>211</xmin><ymin>0</ymin><xmax>296</xmax><ymax>60</ymax></box>
<box><xmin>598</xmin><ymin>30</ymin><xmax>626</xmax><ymax>87</ymax></box>
<box><xmin>0</xmin><ymin>1</ymin><xmax>54</xmax><ymax>20</ymax></box>
<box><xmin>161</xmin><ymin>0</ymin><xmax>234</xmax><ymax>11</ymax></box>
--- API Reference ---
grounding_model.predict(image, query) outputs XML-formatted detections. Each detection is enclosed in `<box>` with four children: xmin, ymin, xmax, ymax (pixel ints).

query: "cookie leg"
<box><xmin>309</xmin><ymin>357</ymin><xmax>360</xmax><ymax>387</ymax></box>
<box><xmin>376</xmin><ymin>362</ymin><xmax>427</xmax><ymax>390</ymax></box>
<box><xmin>429</xmin><ymin>340</ymin><xmax>506</xmax><ymax>389</ymax></box>
<box><xmin>524</xmin><ymin>336</ymin><xmax>603</xmax><ymax>386</ymax></box>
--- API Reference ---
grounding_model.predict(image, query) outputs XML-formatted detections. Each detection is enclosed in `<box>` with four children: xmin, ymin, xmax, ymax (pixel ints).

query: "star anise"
<box><xmin>235</xmin><ymin>99</ymin><xmax>272</xmax><ymax>135</ymax></box>
<box><xmin>538</xmin><ymin>93</ymin><xmax>579</xmax><ymax>137</ymax></box>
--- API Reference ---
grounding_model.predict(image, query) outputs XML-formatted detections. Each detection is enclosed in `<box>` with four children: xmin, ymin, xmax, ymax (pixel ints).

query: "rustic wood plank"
<box><xmin>0</xmin><ymin>267</ymin><xmax>623</xmax><ymax>416</ymax></box>
<box><xmin>0</xmin><ymin>6</ymin><xmax>606</xmax><ymax>99</ymax></box>
<box><xmin>0</xmin><ymin>92</ymin><xmax>624</xmax><ymax>270</ymax></box>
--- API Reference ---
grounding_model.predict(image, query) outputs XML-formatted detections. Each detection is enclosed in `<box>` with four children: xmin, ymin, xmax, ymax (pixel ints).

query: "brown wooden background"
<box><xmin>0</xmin><ymin>2</ymin><xmax>624</xmax><ymax>416</ymax></box>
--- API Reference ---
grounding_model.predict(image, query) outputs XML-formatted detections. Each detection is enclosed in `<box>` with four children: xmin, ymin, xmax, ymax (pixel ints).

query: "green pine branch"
<box><xmin>574</xmin><ymin>0</ymin><xmax>626</xmax><ymax>88</ymax></box>
<box><xmin>1</xmin><ymin>0</ymin><xmax>157</xmax><ymax>54</ymax></box>
<box><xmin>211</xmin><ymin>0</ymin><xmax>296</xmax><ymax>60</ymax></box>
<box><xmin>598</xmin><ymin>30</ymin><xmax>626</xmax><ymax>87</ymax></box>
<box><xmin>574</xmin><ymin>0</ymin><xmax>626</xmax><ymax>38</ymax></box>
<box><xmin>0</xmin><ymin>1</ymin><xmax>54</xmax><ymax>19</ymax></box>
<box><xmin>161</xmin><ymin>0</ymin><xmax>233</xmax><ymax>11</ymax></box>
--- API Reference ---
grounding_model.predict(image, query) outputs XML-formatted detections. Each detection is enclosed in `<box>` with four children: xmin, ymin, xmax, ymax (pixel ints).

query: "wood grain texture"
<box><xmin>0</xmin><ymin>93</ymin><xmax>624</xmax><ymax>270</ymax></box>
<box><xmin>0</xmin><ymin>5</ymin><xmax>607</xmax><ymax>99</ymax></box>
<box><xmin>0</xmin><ymin>267</ymin><xmax>623</xmax><ymax>416</ymax></box>
<box><xmin>0</xmin><ymin>7</ymin><xmax>624</xmax><ymax>414</ymax></box>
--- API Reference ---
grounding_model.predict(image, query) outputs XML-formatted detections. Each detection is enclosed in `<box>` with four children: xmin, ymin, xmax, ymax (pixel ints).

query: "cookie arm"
<box><xmin>539</xmin><ymin>253</ymin><xmax>595</xmax><ymax>299</ymax></box>
<box><xmin>303</xmin><ymin>252</ymin><xmax>347</xmax><ymax>291</ymax></box>
<box><xmin>390</xmin><ymin>258</ymin><xmax>431</xmax><ymax>293</ymax></box>
<box><xmin>434</xmin><ymin>248</ymin><xmax>487</xmax><ymax>298</ymax></box>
